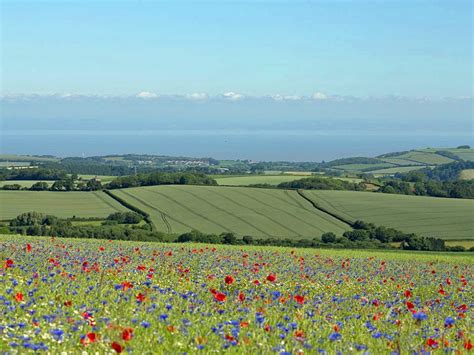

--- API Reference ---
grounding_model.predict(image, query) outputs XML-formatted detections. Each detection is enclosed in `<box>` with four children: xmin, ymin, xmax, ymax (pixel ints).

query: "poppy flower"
<box><xmin>404</xmin><ymin>290</ymin><xmax>412</xmax><ymax>298</ymax></box>
<box><xmin>266</xmin><ymin>274</ymin><xmax>276</xmax><ymax>282</ymax></box>
<box><xmin>122</xmin><ymin>328</ymin><xmax>133</xmax><ymax>341</ymax></box>
<box><xmin>238</xmin><ymin>292</ymin><xmax>245</xmax><ymax>302</ymax></box>
<box><xmin>426</xmin><ymin>338</ymin><xmax>438</xmax><ymax>348</ymax></box>
<box><xmin>15</xmin><ymin>292</ymin><xmax>24</xmax><ymax>302</ymax></box>
<box><xmin>464</xmin><ymin>340</ymin><xmax>473</xmax><ymax>350</ymax></box>
<box><xmin>213</xmin><ymin>292</ymin><xmax>227</xmax><ymax>302</ymax></box>
<box><xmin>111</xmin><ymin>342</ymin><xmax>123</xmax><ymax>353</ymax></box>
<box><xmin>26</xmin><ymin>244</ymin><xmax>32</xmax><ymax>252</ymax></box>
<box><xmin>86</xmin><ymin>332</ymin><xmax>97</xmax><ymax>343</ymax></box>
<box><xmin>136</xmin><ymin>293</ymin><xmax>146</xmax><ymax>303</ymax></box>
<box><xmin>294</xmin><ymin>295</ymin><xmax>305</xmax><ymax>304</ymax></box>
<box><xmin>224</xmin><ymin>275</ymin><xmax>235</xmax><ymax>285</ymax></box>
<box><xmin>5</xmin><ymin>259</ymin><xmax>13</xmax><ymax>268</ymax></box>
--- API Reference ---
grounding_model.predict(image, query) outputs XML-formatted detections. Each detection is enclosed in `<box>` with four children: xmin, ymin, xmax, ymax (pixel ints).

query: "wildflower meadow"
<box><xmin>1</xmin><ymin>235</ymin><xmax>472</xmax><ymax>353</ymax></box>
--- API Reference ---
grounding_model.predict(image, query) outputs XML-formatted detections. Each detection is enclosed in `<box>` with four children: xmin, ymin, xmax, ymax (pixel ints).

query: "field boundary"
<box><xmin>103</xmin><ymin>189</ymin><xmax>156</xmax><ymax>230</ymax></box>
<box><xmin>296</xmin><ymin>190</ymin><xmax>354</xmax><ymax>227</ymax></box>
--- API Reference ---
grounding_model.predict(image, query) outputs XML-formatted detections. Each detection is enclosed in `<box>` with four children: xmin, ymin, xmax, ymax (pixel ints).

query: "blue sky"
<box><xmin>1</xmin><ymin>0</ymin><xmax>472</xmax><ymax>98</ymax></box>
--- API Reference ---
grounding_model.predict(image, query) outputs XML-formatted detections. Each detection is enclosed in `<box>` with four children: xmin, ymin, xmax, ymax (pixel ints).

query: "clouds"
<box><xmin>136</xmin><ymin>91</ymin><xmax>159</xmax><ymax>99</ymax></box>
<box><xmin>222</xmin><ymin>92</ymin><xmax>244</xmax><ymax>101</ymax></box>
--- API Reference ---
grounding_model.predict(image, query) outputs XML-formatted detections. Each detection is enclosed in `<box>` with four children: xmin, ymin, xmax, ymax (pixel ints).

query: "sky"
<box><xmin>1</xmin><ymin>0</ymin><xmax>472</xmax><ymax>98</ymax></box>
<box><xmin>0</xmin><ymin>0</ymin><xmax>472</xmax><ymax>160</ymax></box>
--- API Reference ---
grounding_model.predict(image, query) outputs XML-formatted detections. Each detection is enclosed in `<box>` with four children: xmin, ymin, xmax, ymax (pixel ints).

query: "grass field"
<box><xmin>460</xmin><ymin>169</ymin><xmax>474</xmax><ymax>180</ymax></box>
<box><xmin>78</xmin><ymin>175</ymin><xmax>117</xmax><ymax>183</ymax></box>
<box><xmin>331</xmin><ymin>163</ymin><xmax>395</xmax><ymax>172</ymax></box>
<box><xmin>379</xmin><ymin>157</ymin><xmax>424</xmax><ymax>166</ymax></box>
<box><xmin>111</xmin><ymin>185</ymin><xmax>349</xmax><ymax>237</ymax></box>
<box><xmin>368</xmin><ymin>166</ymin><xmax>430</xmax><ymax>175</ymax></box>
<box><xmin>0</xmin><ymin>191</ymin><xmax>129</xmax><ymax>221</ymax></box>
<box><xmin>216</xmin><ymin>175</ymin><xmax>306</xmax><ymax>186</ymax></box>
<box><xmin>0</xmin><ymin>180</ymin><xmax>53</xmax><ymax>188</ymax></box>
<box><xmin>392</xmin><ymin>151</ymin><xmax>454</xmax><ymax>165</ymax></box>
<box><xmin>1</xmin><ymin>235</ymin><xmax>472</xmax><ymax>353</ymax></box>
<box><xmin>301</xmin><ymin>190</ymin><xmax>474</xmax><ymax>240</ymax></box>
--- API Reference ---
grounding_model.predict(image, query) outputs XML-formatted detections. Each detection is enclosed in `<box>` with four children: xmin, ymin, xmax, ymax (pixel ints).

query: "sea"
<box><xmin>1</xmin><ymin>129</ymin><xmax>472</xmax><ymax>161</ymax></box>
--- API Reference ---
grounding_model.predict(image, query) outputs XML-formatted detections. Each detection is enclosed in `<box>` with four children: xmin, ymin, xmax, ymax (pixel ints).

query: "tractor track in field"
<box><xmin>296</xmin><ymin>190</ymin><xmax>354</xmax><ymax>228</ymax></box>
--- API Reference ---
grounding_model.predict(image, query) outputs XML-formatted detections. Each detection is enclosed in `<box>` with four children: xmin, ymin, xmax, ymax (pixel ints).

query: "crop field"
<box><xmin>368</xmin><ymin>166</ymin><xmax>429</xmax><ymax>175</ymax></box>
<box><xmin>0</xmin><ymin>180</ymin><xmax>53</xmax><ymax>188</ymax></box>
<box><xmin>460</xmin><ymin>169</ymin><xmax>474</xmax><ymax>180</ymax></box>
<box><xmin>301</xmin><ymin>190</ymin><xmax>474</xmax><ymax>240</ymax></box>
<box><xmin>111</xmin><ymin>185</ymin><xmax>349</xmax><ymax>237</ymax></box>
<box><xmin>379</xmin><ymin>157</ymin><xmax>424</xmax><ymax>166</ymax></box>
<box><xmin>331</xmin><ymin>163</ymin><xmax>394</xmax><ymax>172</ymax></box>
<box><xmin>1</xmin><ymin>235</ymin><xmax>472</xmax><ymax>353</ymax></box>
<box><xmin>0</xmin><ymin>191</ymin><xmax>129</xmax><ymax>221</ymax></box>
<box><xmin>79</xmin><ymin>175</ymin><xmax>117</xmax><ymax>183</ymax></box>
<box><xmin>392</xmin><ymin>151</ymin><xmax>454</xmax><ymax>165</ymax></box>
<box><xmin>215</xmin><ymin>175</ymin><xmax>306</xmax><ymax>186</ymax></box>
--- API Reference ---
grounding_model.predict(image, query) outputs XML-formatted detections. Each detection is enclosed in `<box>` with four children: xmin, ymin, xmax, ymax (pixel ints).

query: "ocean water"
<box><xmin>1</xmin><ymin>129</ymin><xmax>472</xmax><ymax>161</ymax></box>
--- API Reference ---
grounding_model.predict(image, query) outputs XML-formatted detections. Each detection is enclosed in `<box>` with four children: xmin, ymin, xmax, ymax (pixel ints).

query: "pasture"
<box><xmin>390</xmin><ymin>151</ymin><xmax>454</xmax><ymax>165</ymax></box>
<box><xmin>460</xmin><ymin>169</ymin><xmax>474</xmax><ymax>180</ymax></box>
<box><xmin>301</xmin><ymin>190</ymin><xmax>474</xmax><ymax>240</ymax></box>
<box><xmin>215</xmin><ymin>175</ymin><xmax>305</xmax><ymax>186</ymax></box>
<box><xmin>0</xmin><ymin>191</ymin><xmax>129</xmax><ymax>221</ymax></box>
<box><xmin>0</xmin><ymin>180</ymin><xmax>53</xmax><ymax>188</ymax></box>
<box><xmin>1</xmin><ymin>235</ymin><xmax>472</xmax><ymax>353</ymax></box>
<box><xmin>111</xmin><ymin>185</ymin><xmax>349</xmax><ymax>237</ymax></box>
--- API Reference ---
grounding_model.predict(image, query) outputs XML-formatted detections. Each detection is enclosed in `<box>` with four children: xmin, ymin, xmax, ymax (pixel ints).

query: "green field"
<box><xmin>111</xmin><ymin>185</ymin><xmax>349</xmax><ymax>237</ymax></box>
<box><xmin>301</xmin><ymin>190</ymin><xmax>474</xmax><ymax>240</ymax></box>
<box><xmin>368</xmin><ymin>166</ymin><xmax>430</xmax><ymax>175</ymax></box>
<box><xmin>78</xmin><ymin>174</ymin><xmax>117</xmax><ymax>183</ymax></box>
<box><xmin>331</xmin><ymin>163</ymin><xmax>394</xmax><ymax>171</ymax></box>
<box><xmin>460</xmin><ymin>169</ymin><xmax>474</xmax><ymax>180</ymax></box>
<box><xmin>216</xmin><ymin>175</ymin><xmax>306</xmax><ymax>186</ymax></box>
<box><xmin>392</xmin><ymin>151</ymin><xmax>454</xmax><ymax>165</ymax></box>
<box><xmin>0</xmin><ymin>180</ymin><xmax>53</xmax><ymax>188</ymax></box>
<box><xmin>0</xmin><ymin>191</ymin><xmax>129</xmax><ymax>220</ymax></box>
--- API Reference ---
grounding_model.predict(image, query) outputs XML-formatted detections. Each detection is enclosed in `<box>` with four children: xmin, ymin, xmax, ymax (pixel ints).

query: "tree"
<box><xmin>30</xmin><ymin>181</ymin><xmax>50</xmax><ymax>191</ymax></box>
<box><xmin>86</xmin><ymin>179</ymin><xmax>102</xmax><ymax>191</ymax></box>
<box><xmin>221</xmin><ymin>232</ymin><xmax>237</xmax><ymax>244</ymax></box>
<box><xmin>242</xmin><ymin>235</ymin><xmax>254</xmax><ymax>244</ymax></box>
<box><xmin>321</xmin><ymin>232</ymin><xmax>336</xmax><ymax>243</ymax></box>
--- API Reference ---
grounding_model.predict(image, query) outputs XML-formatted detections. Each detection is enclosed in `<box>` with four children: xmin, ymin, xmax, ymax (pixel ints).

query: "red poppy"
<box><xmin>213</xmin><ymin>292</ymin><xmax>227</xmax><ymax>302</ymax></box>
<box><xmin>464</xmin><ymin>340</ymin><xmax>473</xmax><ymax>350</ymax></box>
<box><xmin>122</xmin><ymin>328</ymin><xmax>133</xmax><ymax>341</ymax></box>
<box><xmin>294</xmin><ymin>295</ymin><xmax>305</xmax><ymax>304</ymax></box>
<box><xmin>404</xmin><ymin>290</ymin><xmax>412</xmax><ymax>298</ymax></box>
<box><xmin>121</xmin><ymin>281</ymin><xmax>133</xmax><ymax>291</ymax></box>
<box><xmin>238</xmin><ymin>292</ymin><xmax>245</xmax><ymax>302</ymax></box>
<box><xmin>111</xmin><ymin>341</ymin><xmax>123</xmax><ymax>353</ymax></box>
<box><xmin>224</xmin><ymin>275</ymin><xmax>235</xmax><ymax>285</ymax></box>
<box><xmin>426</xmin><ymin>338</ymin><xmax>438</xmax><ymax>348</ymax></box>
<box><xmin>295</xmin><ymin>330</ymin><xmax>304</xmax><ymax>338</ymax></box>
<box><xmin>86</xmin><ymin>332</ymin><xmax>97</xmax><ymax>343</ymax></box>
<box><xmin>406</xmin><ymin>301</ymin><xmax>415</xmax><ymax>310</ymax></box>
<box><xmin>26</xmin><ymin>244</ymin><xmax>32</xmax><ymax>252</ymax></box>
<box><xmin>266</xmin><ymin>274</ymin><xmax>276</xmax><ymax>282</ymax></box>
<box><xmin>136</xmin><ymin>293</ymin><xmax>146</xmax><ymax>303</ymax></box>
<box><xmin>15</xmin><ymin>292</ymin><xmax>24</xmax><ymax>302</ymax></box>
<box><xmin>253</xmin><ymin>280</ymin><xmax>260</xmax><ymax>285</ymax></box>
<box><xmin>5</xmin><ymin>259</ymin><xmax>13</xmax><ymax>268</ymax></box>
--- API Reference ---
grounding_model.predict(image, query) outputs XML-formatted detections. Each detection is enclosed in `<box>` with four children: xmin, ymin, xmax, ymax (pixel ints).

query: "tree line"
<box><xmin>4</xmin><ymin>212</ymin><xmax>469</xmax><ymax>252</ymax></box>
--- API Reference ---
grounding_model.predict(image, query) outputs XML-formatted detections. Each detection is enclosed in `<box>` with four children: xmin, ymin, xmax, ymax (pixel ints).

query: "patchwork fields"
<box><xmin>301</xmin><ymin>190</ymin><xmax>474</xmax><ymax>240</ymax></box>
<box><xmin>110</xmin><ymin>186</ymin><xmax>349</xmax><ymax>237</ymax></box>
<box><xmin>0</xmin><ymin>191</ymin><xmax>129</xmax><ymax>221</ymax></box>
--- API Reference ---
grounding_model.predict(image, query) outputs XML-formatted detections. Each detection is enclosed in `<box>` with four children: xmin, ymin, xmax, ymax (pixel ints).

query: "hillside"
<box><xmin>300</xmin><ymin>190</ymin><xmax>474</xmax><ymax>240</ymax></box>
<box><xmin>110</xmin><ymin>185</ymin><xmax>349</xmax><ymax>237</ymax></box>
<box><xmin>0</xmin><ymin>190</ymin><xmax>128</xmax><ymax>220</ymax></box>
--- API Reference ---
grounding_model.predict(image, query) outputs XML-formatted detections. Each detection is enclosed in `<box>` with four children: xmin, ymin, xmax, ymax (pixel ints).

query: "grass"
<box><xmin>1</xmin><ymin>235</ymin><xmax>472</xmax><ymax>353</ymax></box>
<box><xmin>111</xmin><ymin>185</ymin><xmax>349</xmax><ymax>237</ymax></box>
<box><xmin>445</xmin><ymin>240</ymin><xmax>474</xmax><ymax>249</ymax></box>
<box><xmin>379</xmin><ymin>157</ymin><xmax>424</xmax><ymax>166</ymax></box>
<box><xmin>0</xmin><ymin>180</ymin><xmax>53</xmax><ymax>188</ymax></box>
<box><xmin>78</xmin><ymin>175</ymin><xmax>117</xmax><ymax>183</ymax></box>
<box><xmin>394</xmin><ymin>151</ymin><xmax>454</xmax><ymax>165</ymax></box>
<box><xmin>460</xmin><ymin>169</ymin><xmax>474</xmax><ymax>180</ymax></box>
<box><xmin>216</xmin><ymin>175</ymin><xmax>306</xmax><ymax>186</ymax></box>
<box><xmin>368</xmin><ymin>166</ymin><xmax>430</xmax><ymax>175</ymax></box>
<box><xmin>331</xmin><ymin>163</ymin><xmax>394</xmax><ymax>171</ymax></box>
<box><xmin>0</xmin><ymin>191</ymin><xmax>129</xmax><ymax>221</ymax></box>
<box><xmin>301</xmin><ymin>190</ymin><xmax>474</xmax><ymax>240</ymax></box>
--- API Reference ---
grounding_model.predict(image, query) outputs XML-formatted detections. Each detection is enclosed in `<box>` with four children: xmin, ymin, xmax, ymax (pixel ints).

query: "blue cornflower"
<box><xmin>444</xmin><ymin>316</ymin><xmax>455</xmax><ymax>327</ymax></box>
<box><xmin>329</xmin><ymin>333</ymin><xmax>341</xmax><ymax>341</ymax></box>
<box><xmin>413</xmin><ymin>312</ymin><xmax>428</xmax><ymax>321</ymax></box>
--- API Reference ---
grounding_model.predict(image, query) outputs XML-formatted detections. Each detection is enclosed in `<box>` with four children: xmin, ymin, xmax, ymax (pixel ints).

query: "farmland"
<box><xmin>111</xmin><ymin>185</ymin><xmax>349</xmax><ymax>237</ymax></box>
<box><xmin>301</xmin><ymin>190</ymin><xmax>474</xmax><ymax>240</ymax></box>
<box><xmin>1</xmin><ymin>235</ymin><xmax>472</xmax><ymax>353</ymax></box>
<box><xmin>0</xmin><ymin>180</ymin><xmax>53</xmax><ymax>188</ymax></box>
<box><xmin>0</xmin><ymin>191</ymin><xmax>129</xmax><ymax>221</ymax></box>
<box><xmin>460</xmin><ymin>169</ymin><xmax>474</xmax><ymax>180</ymax></box>
<box><xmin>215</xmin><ymin>175</ymin><xmax>306</xmax><ymax>186</ymax></box>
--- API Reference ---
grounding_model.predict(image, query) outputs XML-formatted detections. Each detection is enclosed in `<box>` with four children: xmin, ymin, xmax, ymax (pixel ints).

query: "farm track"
<box><xmin>199</xmin><ymin>186</ymin><xmax>304</xmax><ymax>236</ymax></box>
<box><xmin>115</xmin><ymin>189</ymin><xmax>194</xmax><ymax>233</ymax></box>
<box><xmin>166</xmin><ymin>186</ymin><xmax>272</xmax><ymax>237</ymax></box>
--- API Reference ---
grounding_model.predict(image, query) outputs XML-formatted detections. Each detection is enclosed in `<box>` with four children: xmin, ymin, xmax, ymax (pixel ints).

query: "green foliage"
<box><xmin>1</xmin><ymin>184</ymin><xmax>22</xmax><ymax>190</ymax></box>
<box><xmin>107</xmin><ymin>172</ymin><xmax>217</xmax><ymax>189</ymax></box>
<box><xmin>278</xmin><ymin>176</ymin><xmax>364</xmax><ymax>191</ymax></box>
<box><xmin>321</xmin><ymin>232</ymin><xmax>336</xmax><ymax>243</ymax></box>
<box><xmin>106</xmin><ymin>211</ymin><xmax>143</xmax><ymax>224</ymax></box>
<box><xmin>29</xmin><ymin>181</ymin><xmax>50</xmax><ymax>191</ymax></box>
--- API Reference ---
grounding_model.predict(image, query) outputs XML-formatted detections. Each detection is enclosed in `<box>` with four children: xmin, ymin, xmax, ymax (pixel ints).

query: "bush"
<box><xmin>106</xmin><ymin>212</ymin><xmax>143</xmax><ymax>224</ymax></box>
<box><xmin>321</xmin><ymin>232</ymin><xmax>336</xmax><ymax>243</ymax></box>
